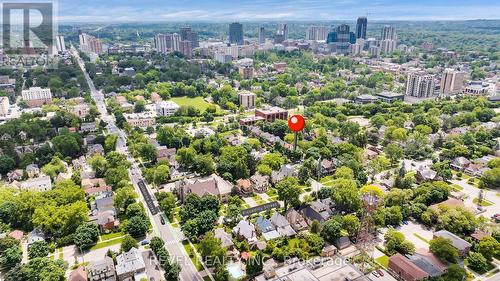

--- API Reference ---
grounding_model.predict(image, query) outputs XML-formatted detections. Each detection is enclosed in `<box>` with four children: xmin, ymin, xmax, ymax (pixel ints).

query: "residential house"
<box><xmin>82</xmin><ymin>178</ymin><xmax>112</xmax><ymax>196</ymax></box>
<box><xmin>69</xmin><ymin>266</ymin><xmax>88</xmax><ymax>281</ymax></box>
<box><xmin>471</xmin><ymin>230</ymin><xmax>489</xmax><ymax>242</ymax></box>
<box><xmin>81</xmin><ymin>122</ymin><xmax>98</xmax><ymax>133</ymax></box>
<box><xmin>27</xmin><ymin>229</ymin><xmax>45</xmax><ymax>247</ymax></box>
<box><xmin>156</xmin><ymin>146</ymin><xmax>176</xmax><ymax>163</ymax></box>
<box><xmin>464</xmin><ymin>163</ymin><xmax>490</xmax><ymax>177</ymax></box>
<box><xmin>433</xmin><ymin>230</ymin><xmax>471</xmax><ymax>257</ymax></box>
<box><xmin>88</xmin><ymin>257</ymin><xmax>117</xmax><ymax>281</ymax></box>
<box><xmin>388</xmin><ymin>253</ymin><xmax>429</xmax><ymax>281</ymax></box>
<box><xmin>415</xmin><ymin>168</ymin><xmax>437</xmax><ymax>183</ymax></box>
<box><xmin>26</xmin><ymin>164</ymin><xmax>40</xmax><ymax>178</ymax></box>
<box><xmin>8</xmin><ymin>230</ymin><xmax>23</xmax><ymax>241</ymax></box>
<box><xmin>176</xmin><ymin>174</ymin><xmax>233</xmax><ymax>203</ymax></box>
<box><xmin>451</xmin><ymin>157</ymin><xmax>471</xmax><ymax>171</ymax></box>
<box><xmin>321</xmin><ymin>245</ymin><xmax>337</xmax><ymax>257</ymax></box>
<box><xmin>256</xmin><ymin>216</ymin><xmax>280</xmax><ymax>240</ymax></box>
<box><xmin>409</xmin><ymin>249</ymin><xmax>447</xmax><ymax>278</ymax></box>
<box><xmin>430</xmin><ymin>198</ymin><xmax>464</xmax><ymax>210</ymax></box>
<box><xmin>250</xmin><ymin>174</ymin><xmax>270</xmax><ymax>193</ymax></box>
<box><xmin>270</xmin><ymin>212</ymin><xmax>296</xmax><ymax>237</ymax></box>
<box><xmin>116</xmin><ymin>247</ymin><xmax>146</xmax><ymax>281</ymax></box>
<box><xmin>271</xmin><ymin>164</ymin><xmax>295</xmax><ymax>184</ymax></box>
<box><xmin>285</xmin><ymin>208</ymin><xmax>308</xmax><ymax>232</ymax></box>
<box><xmin>300</xmin><ymin>199</ymin><xmax>333</xmax><ymax>224</ymax></box>
<box><xmin>87</xmin><ymin>144</ymin><xmax>105</xmax><ymax>156</ymax></box>
<box><xmin>90</xmin><ymin>192</ymin><xmax>120</xmax><ymax>232</ymax></box>
<box><xmin>214</xmin><ymin>228</ymin><xmax>234</xmax><ymax>249</ymax></box>
<box><xmin>233</xmin><ymin>220</ymin><xmax>258</xmax><ymax>243</ymax></box>
<box><xmin>7</xmin><ymin>169</ymin><xmax>23</xmax><ymax>182</ymax></box>
<box><xmin>320</xmin><ymin>159</ymin><xmax>335</xmax><ymax>175</ymax></box>
<box><xmin>19</xmin><ymin>176</ymin><xmax>52</xmax><ymax>191</ymax></box>
<box><xmin>237</xmin><ymin>179</ymin><xmax>252</xmax><ymax>195</ymax></box>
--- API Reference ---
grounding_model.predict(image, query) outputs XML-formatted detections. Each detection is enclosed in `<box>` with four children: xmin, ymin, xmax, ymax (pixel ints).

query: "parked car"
<box><xmin>377</xmin><ymin>269</ymin><xmax>384</xmax><ymax>276</ymax></box>
<box><xmin>160</xmin><ymin>216</ymin><xmax>165</xmax><ymax>225</ymax></box>
<box><xmin>372</xmin><ymin>271</ymin><xmax>380</xmax><ymax>278</ymax></box>
<box><xmin>140</xmin><ymin>239</ymin><xmax>150</xmax><ymax>245</ymax></box>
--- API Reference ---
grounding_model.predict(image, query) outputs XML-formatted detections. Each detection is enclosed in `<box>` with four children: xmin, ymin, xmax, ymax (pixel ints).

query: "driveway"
<box><xmin>450</xmin><ymin>179</ymin><xmax>499</xmax><ymax>218</ymax></box>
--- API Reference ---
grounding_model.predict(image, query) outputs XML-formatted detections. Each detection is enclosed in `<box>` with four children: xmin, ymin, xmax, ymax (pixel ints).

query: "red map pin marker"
<box><xmin>288</xmin><ymin>114</ymin><xmax>305</xmax><ymax>132</ymax></box>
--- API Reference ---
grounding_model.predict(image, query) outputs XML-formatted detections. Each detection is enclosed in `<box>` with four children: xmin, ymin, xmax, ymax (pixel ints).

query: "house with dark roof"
<box><xmin>27</xmin><ymin>229</ymin><xmax>45</xmax><ymax>247</ymax></box>
<box><xmin>300</xmin><ymin>199</ymin><xmax>333</xmax><ymax>224</ymax></box>
<box><xmin>256</xmin><ymin>216</ymin><xmax>280</xmax><ymax>240</ymax></box>
<box><xmin>451</xmin><ymin>157</ymin><xmax>471</xmax><ymax>171</ymax></box>
<box><xmin>409</xmin><ymin>248</ymin><xmax>447</xmax><ymax>278</ymax></box>
<box><xmin>90</xmin><ymin>192</ymin><xmax>120</xmax><ymax>232</ymax></box>
<box><xmin>388</xmin><ymin>253</ymin><xmax>429</xmax><ymax>281</ymax></box>
<box><xmin>271</xmin><ymin>164</ymin><xmax>295</xmax><ymax>184</ymax></box>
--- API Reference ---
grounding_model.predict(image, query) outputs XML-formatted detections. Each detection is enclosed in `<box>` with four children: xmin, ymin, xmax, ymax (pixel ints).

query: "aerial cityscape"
<box><xmin>0</xmin><ymin>1</ymin><xmax>499</xmax><ymax>281</ymax></box>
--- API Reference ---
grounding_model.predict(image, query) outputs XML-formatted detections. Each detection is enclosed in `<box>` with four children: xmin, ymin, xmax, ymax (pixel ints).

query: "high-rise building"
<box><xmin>274</xmin><ymin>23</ymin><xmax>288</xmax><ymax>44</ymax></box>
<box><xmin>171</xmin><ymin>33</ymin><xmax>181</xmax><ymax>52</ymax></box>
<box><xmin>258</xmin><ymin>26</ymin><xmax>266</xmax><ymax>44</ymax></box>
<box><xmin>440</xmin><ymin>69</ymin><xmax>466</xmax><ymax>95</ymax></box>
<box><xmin>55</xmin><ymin>35</ymin><xmax>66</xmax><ymax>53</ymax></box>
<box><xmin>180</xmin><ymin>27</ymin><xmax>199</xmax><ymax>48</ymax></box>
<box><xmin>381</xmin><ymin>25</ymin><xmax>397</xmax><ymax>41</ymax></box>
<box><xmin>306</xmin><ymin>26</ymin><xmax>327</xmax><ymax>41</ymax></box>
<box><xmin>180</xmin><ymin>40</ymin><xmax>192</xmax><ymax>58</ymax></box>
<box><xmin>21</xmin><ymin>87</ymin><xmax>52</xmax><ymax>107</ymax></box>
<box><xmin>238</xmin><ymin>91</ymin><xmax>256</xmax><ymax>109</ymax></box>
<box><xmin>79</xmin><ymin>33</ymin><xmax>102</xmax><ymax>54</ymax></box>
<box><xmin>369</xmin><ymin>46</ymin><xmax>380</xmax><ymax>57</ymax></box>
<box><xmin>356</xmin><ymin>17</ymin><xmax>367</xmax><ymax>39</ymax></box>
<box><xmin>328</xmin><ymin>24</ymin><xmax>350</xmax><ymax>55</ymax></box>
<box><xmin>229</xmin><ymin>22</ymin><xmax>244</xmax><ymax>45</ymax></box>
<box><xmin>380</xmin><ymin>39</ymin><xmax>397</xmax><ymax>54</ymax></box>
<box><xmin>406</xmin><ymin>72</ymin><xmax>436</xmax><ymax>98</ymax></box>
<box><xmin>154</xmin><ymin>34</ymin><xmax>170</xmax><ymax>54</ymax></box>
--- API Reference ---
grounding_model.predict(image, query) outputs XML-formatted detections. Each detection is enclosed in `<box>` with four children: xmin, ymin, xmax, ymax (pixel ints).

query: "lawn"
<box><xmin>100</xmin><ymin>232</ymin><xmax>123</xmax><ymax>241</ymax></box>
<box><xmin>91</xmin><ymin>236</ymin><xmax>123</xmax><ymax>250</ymax></box>
<box><xmin>473</xmin><ymin>198</ymin><xmax>494</xmax><ymax>206</ymax></box>
<box><xmin>170</xmin><ymin>96</ymin><xmax>218</xmax><ymax>112</ymax></box>
<box><xmin>413</xmin><ymin>233</ymin><xmax>430</xmax><ymax>243</ymax></box>
<box><xmin>451</xmin><ymin>184</ymin><xmax>463</xmax><ymax>191</ymax></box>
<box><xmin>375</xmin><ymin>255</ymin><xmax>389</xmax><ymax>268</ymax></box>
<box><xmin>182</xmin><ymin>241</ymin><xmax>204</xmax><ymax>271</ymax></box>
<box><xmin>266</xmin><ymin>188</ymin><xmax>277</xmax><ymax>197</ymax></box>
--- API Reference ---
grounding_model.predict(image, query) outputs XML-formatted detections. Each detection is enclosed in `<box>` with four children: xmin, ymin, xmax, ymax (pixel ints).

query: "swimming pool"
<box><xmin>227</xmin><ymin>261</ymin><xmax>246</xmax><ymax>280</ymax></box>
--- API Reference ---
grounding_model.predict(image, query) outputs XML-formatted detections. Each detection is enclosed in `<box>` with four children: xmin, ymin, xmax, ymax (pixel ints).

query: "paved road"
<box><xmin>72</xmin><ymin>47</ymin><xmax>203</xmax><ymax>281</ymax></box>
<box><xmin>450</xmin><ymin>179</ymin><xmax>499</xmax><ymax>219</ymax></box>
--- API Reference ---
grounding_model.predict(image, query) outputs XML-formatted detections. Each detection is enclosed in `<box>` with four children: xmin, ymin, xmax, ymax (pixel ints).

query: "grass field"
<box><xmin>473</xmin><ymin>198</ymin><xmax>494</xmax><ymax>206</ymax></box>
<box><xmin>414</xmin><ymin>233</ymin><xmax>430</xmax><ymax>243</ymax></box>
<box><xmin>170</xmin><ymin>96</ymin><xmax>218</xmax><ymax>112</ymax></box>
<box><xmin>182</xmin><ymin>241</ymin><xmax>204</xmax><ymax>271</ymax></box>
<box><xmin>100</xmin><ymin>232</ymin><xmax>123</xmax><ymax>241</ymax></box>
<box><xmin>91</xmin><ymin>236</ymin><xmax>124</xmax><ymax>250</ymax></box>
<box><xmin>375</xmin><ymin>255</ymin><xmax>389</xmax><ymax>268</ymax></box>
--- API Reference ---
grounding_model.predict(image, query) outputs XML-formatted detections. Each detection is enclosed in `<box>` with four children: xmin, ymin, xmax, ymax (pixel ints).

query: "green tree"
<box><xmin>73</xmin><ymin>223</ymin><xmax>99</xmax><ymax>251</ymax></box>
<box><xmin>125</xmin><ymin>216</ymin><xmax>149</xmax><ymax>238</ymax></box>
<box><xmin>467</xmin><ymin>252</ymin><xmax>489</xmax><ymax>272</ymax></box>
<box><xmin>479</xmin><ymin>168</ymin><xmax>500</xmax><ymax>189</ymax></box>
<box><xmin>275</xmin><ymin>177</ymin><xmax>302</xmax><ymax>210</ymax></box>
<box><xmin>384</xmin><ymin>143</ymin><xmax>404</xmax><ymax>165</ymax></box>
<box><xmin>199</xmin><ymin>232</ymin><xmax>227</xmax><ymax>267</ymax></box>
<box><xmin>429</xmin><ymin>237</ymin><xmax>459</xmax><ymax>263</ymax></box>
<box><xmin>310</xmin><ymin>220</ymin><xmax>321</xmax><ymax>234</ymax></box>
<box><xmin>477</xmin><ymin>236</ymin><xmax>500</xmax><ymax>260</ymax></box>
<box><xmin>0</xmin><ymin>155</ymin><xmax>16</xmax><ymax>174</ymax></box>
<box><xmin>384</xmin><ymin>229</ymin><xmax>415</xmax><ymax>255</ymax></box>
<box><xmin>121</xmin><ymin>234</ymin><xmax>138</xmax><ymax>252</ymax></box>
<box><xmin>246</xmin><ymin>251</ymin><xmax>264</xmax><ymax>276</ymax></box>
<box><xmin>158</xmin><ymin>192</ymin><xmax>177</xmax><ymax>221</ymax></box>
<box><xmin>321</xmin><ymin>217</ymin><xmax>343</xmax><ymax>243</ymax></box>
<box><xmin>27</xmin><ymin>241</ymin><xmax>50</xmax><ymax>259</ymax></box>
<box><xmin>114</xmin><ymin>186</ymin><xmax>138</xmax><ymax>214</ymax></box>
<box><xmin>218</xmin><ymin>146</ymin><xmax>250</xmax><ymax>180</ymax></box>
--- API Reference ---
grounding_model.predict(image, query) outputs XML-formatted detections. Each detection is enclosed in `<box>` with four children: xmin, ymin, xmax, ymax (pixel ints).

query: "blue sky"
<box><xmin>57</xmin><ymin>0</ymin><xmax>500</xmax><ymax>22</ymax></box>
